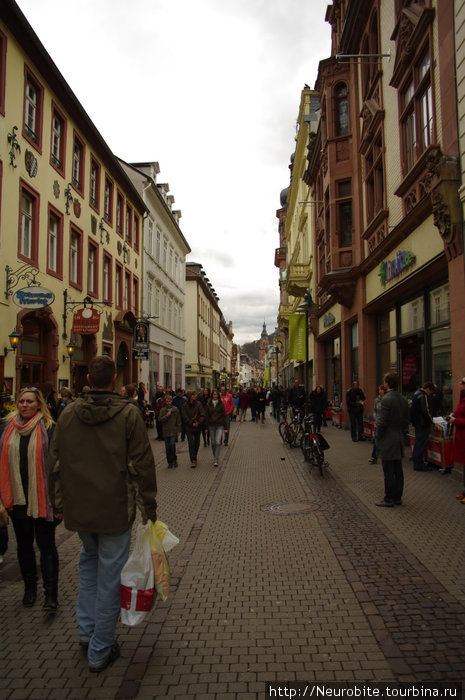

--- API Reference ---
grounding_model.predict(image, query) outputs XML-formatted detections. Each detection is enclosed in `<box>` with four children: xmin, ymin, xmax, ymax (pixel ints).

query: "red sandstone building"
<box><xmin>278</xmin><ymin>0</ymin><xmax>465</xmax><ymax>420</ymax></box>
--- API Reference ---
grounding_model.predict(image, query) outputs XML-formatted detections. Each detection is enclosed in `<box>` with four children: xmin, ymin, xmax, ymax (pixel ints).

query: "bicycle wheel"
<box><xmin>279</xmin><ymin>421</ymin><xmax>287</xmax><ymax>441</ymax></box>
<box><xmin>312</xmin><ymin>438</ymin><xmax>325</xmax><ymax>476</ymax></box>
<box><xmin>292</xmin><ymin>421</ymin><xmax>303</xmax><ymax>447</ymax></box>
<box><xmin>283</xmin><ymin>423</ymin><xmax>294</xmax><ymax>446</ymax></box>
<box><xmin>300</xmin><ymin>433</ymin><xmax>312</xmax><ymax>461</ymax></box>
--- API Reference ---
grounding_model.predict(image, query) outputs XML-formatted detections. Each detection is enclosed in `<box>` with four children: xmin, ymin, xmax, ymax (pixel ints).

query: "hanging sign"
<box><xmin>72</xmin><ymin>307</ymin><xmax>100</xmax><ymax>335</ymax></box>
<box><xmin>13</xmin><ymin>286</ymin><xmax>55</xmax><ymax>309</ymax></box>
<box><xmin>289</xmin><ymin>314</ymin><xmax>306</xmax><ymax>361</ymax></box>
<box><xmin>133</xmin><ymin>321</ymin><xmax>149</xmax><ymax>350</ymax></box>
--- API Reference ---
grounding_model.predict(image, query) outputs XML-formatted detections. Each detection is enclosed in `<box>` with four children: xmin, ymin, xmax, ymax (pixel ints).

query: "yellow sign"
<box><xmin>289</xmin><ymin>314</ymin><xmax>306</xmax><ymax>360</ymax></box>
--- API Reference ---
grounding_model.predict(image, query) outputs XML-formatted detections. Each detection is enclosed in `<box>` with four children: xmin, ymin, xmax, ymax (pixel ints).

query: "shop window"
<box><xmin>400</xmin><ymin>296</ymin><xmax>424</xmax><ymax>334</ymax></box>
<box><xmin>335</xmin><ymin>83</ymin><xmax>349</xmax><ymax>136</ymax></box>
<box><xmin>23</xmin><ymin>66</ymin><xmax>44</xmax><ymax>152</ymax></box>
<box><xmin>104</xmin><ymin>176</ymin><xmax>113</xmax><ymax>224</ymax></box>
<box><xmin>429</xmin><ymin>283</ymin><xmax>450</xmax><ymax>325</ymax></box>
<box><xmin>89</xmin><ymin>157</ymin><xmax>100</xmax><ymax>211</ymax></box>
<box><xmin>50</xmin><ymin>102</ymin><xmax>67</xmax><ymax>176</ymax></box>
<box><xmin>164</xmin><ymin>355</ymin><xmax>172</xmax><ymax>388</ymax></box>
<box><xmin>431</xmin><ymin>327</ymin><xmax>452</xmax><ymax>415</ymax></box>
<box><xmin>19</xmin><ymin>181</ymin><xmax>39</xmax><ymax>265</ymax></box>
<box><xmin>72</xmin><ymin>131</ymin><xmax>85</xmax><ymax>195</ymax></box>
<box><xmin>47</xmin><ymin>205</ymin><xmax>63</xmax><ymax>279</ymax></box>
<box><xmin>69</xmin><ymin>225</ymin><xmax>83</xmax><ymax>289</ymax></box>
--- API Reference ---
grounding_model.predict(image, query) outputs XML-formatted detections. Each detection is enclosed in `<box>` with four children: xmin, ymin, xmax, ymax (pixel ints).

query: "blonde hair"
<box><xmin>6</xmin><ymin>388</ymin><xmax>54</xmax><ymax>430</ymax></box>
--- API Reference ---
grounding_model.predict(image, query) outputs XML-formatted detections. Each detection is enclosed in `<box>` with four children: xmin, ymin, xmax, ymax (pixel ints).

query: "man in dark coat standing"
<box><xmin>346</xmin><ymin>380</ymin><xmax>366</xmax><ymax>442</ymax></box>
<box><xmin>375</xmin><ymin>372</ymin><xmax>409</xmax><ymax>507</ymax></box>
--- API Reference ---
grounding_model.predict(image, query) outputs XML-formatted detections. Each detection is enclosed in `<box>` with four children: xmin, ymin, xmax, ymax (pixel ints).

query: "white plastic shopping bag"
<box><xmin>120</xmin><ymin>523</ymin><xmax>154</xmax><ymax>627</ymax></box>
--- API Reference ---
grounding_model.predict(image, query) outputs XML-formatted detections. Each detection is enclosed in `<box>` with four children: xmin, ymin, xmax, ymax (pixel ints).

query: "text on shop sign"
<box><xmin>378</xmin><ymin>251</ymin><xmax>416</xmax><ymax>285</ymax></box>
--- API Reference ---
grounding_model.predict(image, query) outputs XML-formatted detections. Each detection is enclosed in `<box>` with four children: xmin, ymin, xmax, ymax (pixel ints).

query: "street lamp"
<box><xmin>297</xmin><ymin>289</ymin><xmax>319</xmax><ymax>413</ymax></box>
<box><xmin>63</xmin><ymin>341</ymin><xmax>76</xmax><ymax>362</ymax></box>
<box><xmin>4</xmin><ymin>329</ymin><xmax>21</xmax><ymax>356</ymax></box>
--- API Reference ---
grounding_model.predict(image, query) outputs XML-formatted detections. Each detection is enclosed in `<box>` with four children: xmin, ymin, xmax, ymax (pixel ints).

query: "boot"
<box><xmin>22</xmin><ymin>577</ymin><xmax>37</xmax><ymax>607</ymax></box>
<box><xmin>41</xmin><ymin>552</ymin><xmax>59</xmax><ymax>613</ymax></box>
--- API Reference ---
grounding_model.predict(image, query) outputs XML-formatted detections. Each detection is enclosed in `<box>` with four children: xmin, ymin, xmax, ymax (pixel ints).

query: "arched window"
<box><xmin>335</xmin><ymin>83</ymin><xmax>349</xmax><ymax>136</ymax></box>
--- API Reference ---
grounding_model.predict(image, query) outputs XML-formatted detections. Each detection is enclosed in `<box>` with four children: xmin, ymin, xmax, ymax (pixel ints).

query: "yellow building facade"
<box><xmin>0</xmin><ymin>1</ymin><xmax>146</xmax><ymax>401</ymax></box>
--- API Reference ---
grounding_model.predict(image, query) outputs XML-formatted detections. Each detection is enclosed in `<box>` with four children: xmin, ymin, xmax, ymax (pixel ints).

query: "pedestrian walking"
<box><xmin>255</xmin><ymin>387</ymin><xmax>267</xmax><ymax>423</ymax></box>
<box><xmin>0</xmin><ymin>387</ymin><xmax>60</xmax><ymax>611</ymax></box>
<box><xmin>159</xmin><ymin>394</ymin><xmax>181</xmax><ymax>468</ymax></box>
<box><xmin>56</xmin><ymin>386</ymin><xmax>74</xmax><ymax>419</ymax></box>
<box><xmin>368</xmin><ymin>384</ymin><xmax>387</xmax><ymax>464</ymax></box>
<box><xmin>220</xmin><ymin>385</ymin><xmax>234</xmax><ymax>445</ymax></box>
<box><xmin>153</xmin><ymin>389</ymin><xmax>166</xmax><ymax>441</ymax></box>
<box><xmin>172</xmin><ymin>388</ymin><xmax>187</xmax><ymax>442</ymax></box>
<box><xmin>238</xmin><ymin>388</ymin><xmax>249</xmax><ymax>422</ymax></box>
<box><xmin>248</xmin><ymin>387</ymin><xmax>258</xmax><ymax>422</ymax></box>
<box><xmin>48</xmin><ymin>355</ymin><xmax>157</xmax><ymax>673</ymax></box>
<box><xmin>182</xmin><ymin>390</ymin><xmax>206</xmax><ymax>468</ymax></box>
<box><xmin>206</xmin><ymin>389</ymin><xmax>227</xmax><ymax>467</ymax></box>
<box><xmin>375</xmin><ymin>372</ymin><xmax>409</xmax><ymax>508</ymax></box>
<box><xmin>346</xmin><ymin>380</ymin><xmax>366</xmax><ymax>442</ymax></box>
<box><xmin>410</xmin><ymin>381</ymin><xmax>435</xmax><ymax>471</ymax></box>
<box><xmin>198</xmin><ymin>388</ymin><xmax>210</xmax><ymax>446</ymax></box>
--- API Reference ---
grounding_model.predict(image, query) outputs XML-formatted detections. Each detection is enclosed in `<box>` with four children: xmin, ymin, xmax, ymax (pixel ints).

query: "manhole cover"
<box><xmin>261</xmin><ymin>501</ymin><xmax>319</xmax><ymax>515</ymax></box>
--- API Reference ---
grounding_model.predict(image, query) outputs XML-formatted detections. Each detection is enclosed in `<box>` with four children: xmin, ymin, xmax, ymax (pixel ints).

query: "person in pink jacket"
<box><xmin>220</xmin><ymin>385</ymin><xmax>234</xmax><ymax>446</ymax></box>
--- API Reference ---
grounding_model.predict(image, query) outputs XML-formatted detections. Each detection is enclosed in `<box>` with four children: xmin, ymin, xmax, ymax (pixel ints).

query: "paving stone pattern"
<box><xmin>1</xmin><ymin>415</ymin><xmax>465</xmax><ymax>699</ymax></box>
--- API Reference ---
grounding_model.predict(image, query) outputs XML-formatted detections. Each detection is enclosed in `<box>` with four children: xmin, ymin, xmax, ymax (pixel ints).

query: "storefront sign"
<box><xmin>13</xmin><ymin>286</ymin><xmax>55</xmax><ymax>308</ymax></box>
<box><xmin>72</xmin><ymin>307</ymin><xmax>100</xmax><ymax>335</ymax></box>
<box><xmin>402</xmin><ymin>353</ymin><xmax>418</xmax><ymax>385</ymax></box>
<box><xmin>323</xmin><ymin>312</ymin><xmax>335</xmax><ymax>328</ymax></box>
<box><xmin>378</xmin><ymin>251</ymin><xmax>416</xmax><ymax>285</ymax></box>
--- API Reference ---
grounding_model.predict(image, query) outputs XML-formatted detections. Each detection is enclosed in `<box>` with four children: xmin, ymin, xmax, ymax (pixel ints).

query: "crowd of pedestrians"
<box><xmin>2</xmin><ymin>364</ymin><xmax>465</xmax><ymax>677</ymax></box>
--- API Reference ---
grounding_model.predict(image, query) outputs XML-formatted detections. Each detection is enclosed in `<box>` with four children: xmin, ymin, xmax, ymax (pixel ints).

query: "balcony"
<box><xmin>286</xmin><ymin>261</ymin><xmax>311</xmax><ymax>297</ymax></box>
<box><xmin>274</xmin><ymin>246</ymin><xmax>287</xmax><ymax>267</ymax></box>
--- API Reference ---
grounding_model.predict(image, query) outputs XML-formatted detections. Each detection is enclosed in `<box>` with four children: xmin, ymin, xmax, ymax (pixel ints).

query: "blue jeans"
<box><xmin>209</xmin><ymin>425</ymin><xmax>224</xmax><ymax>462</ymax></box>
<box><xmin>77</xmin><ymin>528</ymin><xmax>132</xmax><ymax>668</ymax></box>
<box><xmin>224</xmin><ymin>414</ymin><xmax>231</xmax><ymax>444</ymax></box>
<box><xmin>164</xmin><ymin>436</ymin><xmax>177</xmax><ymax>465</ymax></box>
<box><xmin>349</xmin><ymin>412</ymin><xmax>363</xmax><ymax>441</ymax></box>
<box><xmin>413</xmin><ymin>425</ymin><xmax>429</xmax><ymax>470</ymax></box>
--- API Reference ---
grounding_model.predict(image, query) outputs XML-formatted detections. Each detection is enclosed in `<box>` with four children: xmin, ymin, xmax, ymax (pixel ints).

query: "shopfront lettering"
<box><xmin>378</xmin><ymin>251</ymin><xmax>416</xmax><ymax>285</ymax></box>
<box><xmin>13</xmin><ymin>287</ymin><xmax>55</xmax><ymax>308</ymax></box>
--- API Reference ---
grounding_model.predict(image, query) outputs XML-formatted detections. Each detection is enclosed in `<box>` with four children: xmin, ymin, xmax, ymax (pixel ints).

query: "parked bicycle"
<box><xmin>280</xmin><ymin>408</ymin><xmax>304</xmax><ymax>448</ymax></box>
<box><xmin>300</xmin><ymin>413</ymin><xmax>329</xmax><ymax>476</ymax></box>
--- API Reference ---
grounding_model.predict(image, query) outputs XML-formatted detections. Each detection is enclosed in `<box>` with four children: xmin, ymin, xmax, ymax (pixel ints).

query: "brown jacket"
<box><xmin>48</xmin><ymin>392</ymin><xmax>157</xmax><ymax>533</ymax></box>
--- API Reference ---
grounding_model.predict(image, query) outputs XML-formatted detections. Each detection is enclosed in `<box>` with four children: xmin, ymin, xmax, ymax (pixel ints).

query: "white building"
<box><xmin>119</xmin><ymin>160</ymin><xmax>191</xmax><ymax>399</ymax></box>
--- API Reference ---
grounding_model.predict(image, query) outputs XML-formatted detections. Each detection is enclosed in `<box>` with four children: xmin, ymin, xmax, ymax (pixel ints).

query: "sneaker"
<box><xmin>191</xmin><ymin>461</ymin><xmax>197</xmax><ymax>468</ymax></box>
<box><xmin>89</xmin><ymin>642</ymin><xmax>120</xmax><ymax>673</ymax></box>
<box><xmin>375</xmin><ymin>500</ymin><xmax>394</xmax><ymax>507</ymax></box>
<box><xmin>214</xmin><ymin>461</ymin><xmax>218</xmax><ymax>467</ymax></box>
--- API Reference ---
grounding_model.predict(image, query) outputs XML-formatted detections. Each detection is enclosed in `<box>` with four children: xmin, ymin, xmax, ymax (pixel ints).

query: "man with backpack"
<box><xmin>410</xmin><ymin>381</ymin><xmax>435</xmax><ymax>471</ymax></box>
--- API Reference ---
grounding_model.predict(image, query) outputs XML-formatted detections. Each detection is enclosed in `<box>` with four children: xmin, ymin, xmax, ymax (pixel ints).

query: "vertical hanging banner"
<box><xmin>289</xmin><ymin>314</ymin><xmax>306</xmax><ymax>360</ymax></box>
<box><xmin>264</xmin><ymin>365</ymin><xmax>271</xmax><ymax>384</ymax></box>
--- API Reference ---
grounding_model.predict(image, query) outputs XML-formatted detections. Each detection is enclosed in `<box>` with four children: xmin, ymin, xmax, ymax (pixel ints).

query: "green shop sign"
<box><xmin>378</xmin><ymin>251</ymin><xmax>416</xmax><ymax>285</ymax></box>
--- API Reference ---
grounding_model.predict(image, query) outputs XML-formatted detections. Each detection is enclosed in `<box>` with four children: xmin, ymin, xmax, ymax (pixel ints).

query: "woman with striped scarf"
<box><xmin>0</xmin><ymin>387</ymin><xmax>60</xmax><ymax>611</ymax></box>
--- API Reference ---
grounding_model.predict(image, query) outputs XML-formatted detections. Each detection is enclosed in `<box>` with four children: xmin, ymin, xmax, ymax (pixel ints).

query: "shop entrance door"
<box><xmin>400</xmin><ymin>335</ymin><xmax>424</xmax><ymax>398</ymax></box>
<box><xmin>20</xmin><ymin>361</ymin><xmax>45</xmax><ymax>389</ymax></box>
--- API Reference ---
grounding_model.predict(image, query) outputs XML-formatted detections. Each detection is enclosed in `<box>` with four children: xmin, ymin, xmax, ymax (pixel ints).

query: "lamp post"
<box><xmin>297</xmin><ymin>289</ymin><xmax>318</xmax><ymax>413</ymax></box>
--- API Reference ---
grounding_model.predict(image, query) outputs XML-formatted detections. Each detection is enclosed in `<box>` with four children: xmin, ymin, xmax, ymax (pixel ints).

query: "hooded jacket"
<box><xmin>48</xmin><ymin>391</ymin><xmax>157</xmax><ymax>533</ymax></box>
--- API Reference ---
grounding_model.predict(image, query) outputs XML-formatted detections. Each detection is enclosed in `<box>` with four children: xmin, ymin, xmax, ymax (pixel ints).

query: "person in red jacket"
<box><xmin>220</xmin><ymin>385</ymin><xmax>234</xmax><ymax>446</ymax></box>
<box><xmin>238</xmin><ymin>389</ymin><xmax>250</xmax><ymax>422</ymax></box>
<box><xmin>450</xmin><ymin>378</ymin><xmax>465</xmax><ymax>502</ymax></box>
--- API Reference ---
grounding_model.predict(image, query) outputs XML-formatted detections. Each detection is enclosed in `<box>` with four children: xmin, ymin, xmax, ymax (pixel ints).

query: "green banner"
<box><xmin>289</xmin><ymin>314</ymin><xmax>306</xmax><ymax>360</ymax></box>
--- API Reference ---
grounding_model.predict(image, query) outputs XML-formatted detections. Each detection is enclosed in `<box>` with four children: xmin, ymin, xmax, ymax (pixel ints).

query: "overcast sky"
<box><xmin>16</xmin><ymin>0</ymin><xmax>332</xmax><ymax>346</ymax></box>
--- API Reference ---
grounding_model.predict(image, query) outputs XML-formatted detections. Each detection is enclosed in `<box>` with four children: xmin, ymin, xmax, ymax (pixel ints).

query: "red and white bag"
<box><xmin>120</xmin><ymin>523</ymin><xmax>154</xmax><ymax>626</ymax></box>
